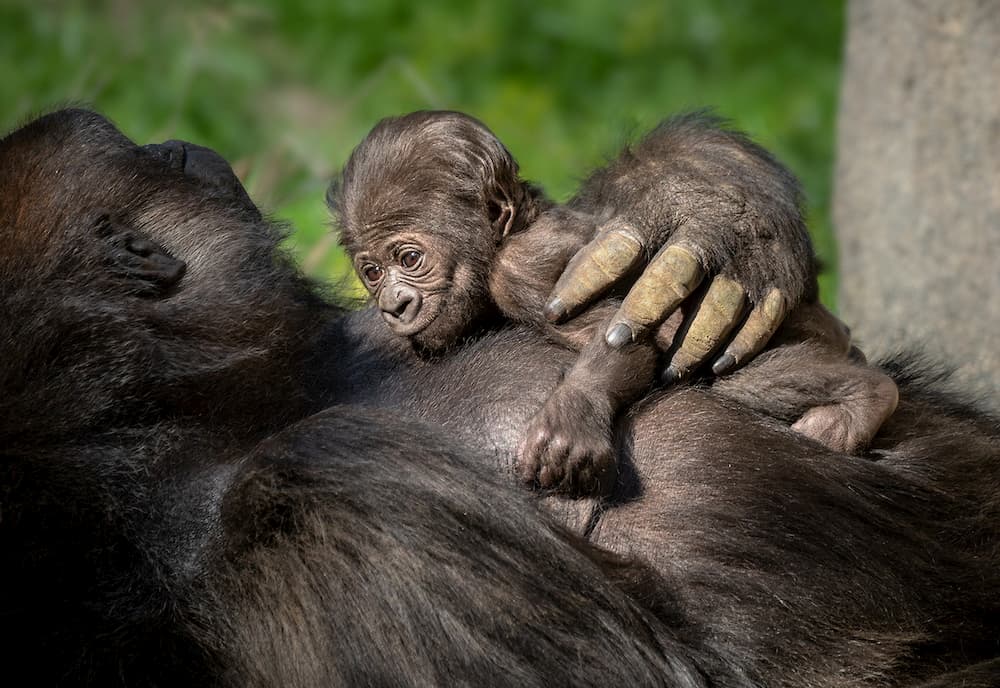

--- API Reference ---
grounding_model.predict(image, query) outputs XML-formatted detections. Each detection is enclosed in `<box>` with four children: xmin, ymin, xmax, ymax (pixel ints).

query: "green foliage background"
<box><xmin>1</xmin><ymin>0</ymin><xmax>844</xmax><ymax>302</ymax></box>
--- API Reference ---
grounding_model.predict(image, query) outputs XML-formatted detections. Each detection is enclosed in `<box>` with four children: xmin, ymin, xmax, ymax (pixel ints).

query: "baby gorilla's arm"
<box><xmin>492</xmin><ymin>208</ymin><xmax>660</xmax><ymax>494</ymax></box>
<box><xmin>518</xmin><ymin>308</ymin><xmax>658</xmax><ymax>494</ymax></box>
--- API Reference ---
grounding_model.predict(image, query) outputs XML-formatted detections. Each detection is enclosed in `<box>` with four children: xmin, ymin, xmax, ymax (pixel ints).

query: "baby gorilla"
<box><xmin>331</xmin><ymin>111</ymin><xmax>898</xmax><ymax>495</ymax></box>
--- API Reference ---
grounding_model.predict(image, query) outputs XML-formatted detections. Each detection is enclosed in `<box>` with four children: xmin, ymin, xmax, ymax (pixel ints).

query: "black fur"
<box><xmin>332</xmin><ymin>111</ymin><xmax>896</xmax><ymax>495</ymax></box>
<box><xmin>0</xmin><ymin>109</ymin><xmax>711</xmax><ymax>686</ymax></box>
<box><xmin>2</xmin><ymin>109</ymin><xmax>999</xmax><ymax>687</ymax></box>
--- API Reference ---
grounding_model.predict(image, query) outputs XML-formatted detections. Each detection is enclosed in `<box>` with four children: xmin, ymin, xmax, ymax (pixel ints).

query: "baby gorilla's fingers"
<box><xmin>661</xmin><ymin>276</ymin><xmax>747</xmax><ymax>385</ymax></box>
<box><xmin>561</xmin><ymin>441</ymin><xmax>616</xmax><ymax>496</ymax></box>
<box><xmin>517</xmin><ymin>427</ymin><xmax>548</xmax><ymax>485</ymax></box>
<box><xmin>519</xmin><ymin>425</ymin><xmax>574</xmax><ymax>488</ymax></box>
<box><xmin>536</xmin><ymin>436</ymin><xmax>572</xmax><ymax>489</ymax></box>
<box><xmin>544</xmin><ymin>221</ymin><xmax>645</xmax><ymax>323</ymax></box>
<box><xmin>711</xmin><ymin>288</ymin><xmax>788</xmax><ymax>375</ymax></box>
<box><xmin>518</xmin><ymin>386</ymin><xmax>617</xmax><ymax>496</ymax></box>
<box><xmin>605</xmin><ymin>244</ymin><xmax>705</xmax><ymax>348</ymax></box>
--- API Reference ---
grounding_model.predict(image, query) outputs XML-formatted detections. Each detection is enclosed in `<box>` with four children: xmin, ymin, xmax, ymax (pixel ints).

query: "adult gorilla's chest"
<box><xmin>318</xmin><ymin>308</ymin><xmax>603</xmax><ymax>530</ymax></box>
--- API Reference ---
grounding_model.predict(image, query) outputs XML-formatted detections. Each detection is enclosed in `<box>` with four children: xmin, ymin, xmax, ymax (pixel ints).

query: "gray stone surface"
<box><xmin>835</xmin><ymin>0</ymin><xmax>1000</xmax><ymax>406</ymax></box>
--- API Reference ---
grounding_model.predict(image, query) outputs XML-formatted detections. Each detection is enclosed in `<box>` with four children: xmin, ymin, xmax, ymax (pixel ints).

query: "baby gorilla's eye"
<box><xmin>400</xmin><ymin>249</ymin><xmax>422</xmax><ymax>269</ymax></box>
<box><xmin>362</xmin><ymin>264</ymin><xmax>384</xmax><ymax>284</ymax></box>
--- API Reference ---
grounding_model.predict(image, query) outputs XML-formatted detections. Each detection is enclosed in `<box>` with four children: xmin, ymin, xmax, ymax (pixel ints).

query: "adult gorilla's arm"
<box><xmin>550</xmin><ymin>113</ymin><xmax>814</xmax><ymax>381</ymax></box>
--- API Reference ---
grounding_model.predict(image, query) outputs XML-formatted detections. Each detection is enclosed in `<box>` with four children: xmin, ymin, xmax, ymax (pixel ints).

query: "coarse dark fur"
<box><xmin>332</xmin><ymin>111</ymin><xmax>899</xmax><ymax>495</ymax></box>
<box><xmin>1</xmin><ymin>109</ymin><xmax>714</xmax><ymax>686</ymax></box>
<box><xmin>326</xmin><ymin>317</ymin><xmax>1000</xmax><ymax>687</ymax></box>
<box><xmin>2</xmin><ymin>109</ymin><xmax>999</xmax><ymax>687</ymax></box>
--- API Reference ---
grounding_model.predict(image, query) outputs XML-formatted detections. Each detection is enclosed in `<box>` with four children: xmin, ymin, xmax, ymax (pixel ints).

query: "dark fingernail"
<box><xmin>661</xmin><ymin>366</ymin><xmax>681</xmax><ymax>386</ymax></box>
<box><xmin>712</xmin><ymin>352</ymin><xmax>736</xmax><ymax>375</ymax></box>
<box><xmin>544</xmin><ymin>297</ymin><xmax>565</xmax><ymax>323</ymax></box>
<box><xmin>606</xmin><ymin>323</ymin><xmax>633</xmax><ymax>349</ymax></box>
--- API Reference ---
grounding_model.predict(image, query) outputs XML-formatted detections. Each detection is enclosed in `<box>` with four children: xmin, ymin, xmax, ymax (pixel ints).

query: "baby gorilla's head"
<box><xmin>330</xmin><ymin>111</ymin><xmax>529</xmax><ymax>351</ymax></box>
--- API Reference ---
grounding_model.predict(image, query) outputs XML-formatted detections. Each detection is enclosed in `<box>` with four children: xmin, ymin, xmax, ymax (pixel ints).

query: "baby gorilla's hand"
<box><xmin>517</xmin><ymin>383</ymin><xmax>617</xmax><ymax>497</ymax></box>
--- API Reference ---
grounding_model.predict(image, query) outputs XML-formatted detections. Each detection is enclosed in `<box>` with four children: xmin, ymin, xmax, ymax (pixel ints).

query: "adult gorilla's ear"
<box><xmin>92</xmin><ymin>212</ymin><xmax>186</xmax><ymax>297</ymax></box>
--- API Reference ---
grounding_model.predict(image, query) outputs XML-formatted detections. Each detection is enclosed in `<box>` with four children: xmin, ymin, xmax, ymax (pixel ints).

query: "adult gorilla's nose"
<box><xmin>142</xmin><ymin>140</ymin><xmax>187</xmax><ymax>173</ymax></box>
<box><xmin>142</xmin><ymin>140</ymin><xmax>258</xmax><ymax>214</ymax></box>
<box><xmin>379</xmin><ymin>284</ymin><xmax>423</xmax><ymax>327</ymax></box>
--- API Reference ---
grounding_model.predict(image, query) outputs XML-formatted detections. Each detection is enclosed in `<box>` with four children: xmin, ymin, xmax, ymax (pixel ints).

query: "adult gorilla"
<box><xmin>1</xmin><ymin>109</ymin><xmax>998</xmax><ymax>687</ymax></box>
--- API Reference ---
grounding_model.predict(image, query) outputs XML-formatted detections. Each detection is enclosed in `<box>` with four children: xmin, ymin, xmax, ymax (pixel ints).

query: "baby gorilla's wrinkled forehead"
<box><xmin>332</xmin><ymin>111</ymin><xmax>516</xmax><ymax>258</ymax></box>
<box><xmin>337</xmin><ymin>160</ymin><xmax>488</xmax><ymax>259</ymax></box>
<box><xmin>344</xmin><ymin>192</ymin><xmax>489</xmax><ymax>264</ymax></box>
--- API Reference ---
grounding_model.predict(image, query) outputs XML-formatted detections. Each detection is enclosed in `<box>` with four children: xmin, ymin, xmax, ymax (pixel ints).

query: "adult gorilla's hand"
<box><xmin>545</xmin><ymin>229</ymin><xmax>792</xmax><ymax>383</ymax></box>
<box><xmin>544</xmin><ymin>113</ymin><xmax>815</xmax><ymax>383</ymax></box>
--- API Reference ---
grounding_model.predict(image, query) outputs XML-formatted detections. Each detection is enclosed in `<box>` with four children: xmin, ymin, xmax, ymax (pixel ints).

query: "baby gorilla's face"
<box><xmin>352</xmin><ymin>231</ymin><xmax>491</xmax><ymax>352</ymax></box>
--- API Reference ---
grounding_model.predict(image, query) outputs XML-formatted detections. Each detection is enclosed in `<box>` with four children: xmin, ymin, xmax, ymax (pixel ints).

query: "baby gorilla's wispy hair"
<box><xmin>330</xmin><ymin>111</ymin><xmax>541</xmax><ymax>255</ymax></box>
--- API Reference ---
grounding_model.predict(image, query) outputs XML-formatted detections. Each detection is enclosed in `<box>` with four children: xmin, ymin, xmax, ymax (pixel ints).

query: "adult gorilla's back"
<box><xmin>1</xmin><ymin>109</ymin><xmax>998</xmax><ymax>687</ymax></box>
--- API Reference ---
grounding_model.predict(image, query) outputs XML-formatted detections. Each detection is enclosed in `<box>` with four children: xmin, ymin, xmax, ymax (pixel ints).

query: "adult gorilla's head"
<box><xmin>0</xmin><ymin>112</ymin><xmax>338</xmax><ymax>681</ymax></box>
<box><xmin>0</xmin><ymin>110</ymin><xmax>330</xmax><ymax>436</ymax></box>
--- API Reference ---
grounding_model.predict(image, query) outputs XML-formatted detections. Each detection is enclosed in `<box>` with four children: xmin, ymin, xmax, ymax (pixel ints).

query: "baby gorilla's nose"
<box><xmin>380</xmin><ymin>284</ymin><xmax>423</xmax><ymax>327</ymax></box>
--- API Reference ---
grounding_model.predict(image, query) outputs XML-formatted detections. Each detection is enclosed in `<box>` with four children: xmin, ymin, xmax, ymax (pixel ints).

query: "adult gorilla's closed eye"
<box><xmin>2</xmin><ymin>109</ymin><xmax>1000</xmax><ymax>687</ymax></box>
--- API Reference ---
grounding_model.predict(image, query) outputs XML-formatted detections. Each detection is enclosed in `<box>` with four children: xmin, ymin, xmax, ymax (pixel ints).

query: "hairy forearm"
<box><xmin>569</xmin><ymin>111</ymin><xmax>817</xmax><ymax>304</ymax></box>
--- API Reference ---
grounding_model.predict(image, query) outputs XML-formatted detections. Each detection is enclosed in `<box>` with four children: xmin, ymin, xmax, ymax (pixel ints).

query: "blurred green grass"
<box><xmin>0</xmin><ymin>0</ymin><xmax>843</xmax><ymax>303</ymax></box>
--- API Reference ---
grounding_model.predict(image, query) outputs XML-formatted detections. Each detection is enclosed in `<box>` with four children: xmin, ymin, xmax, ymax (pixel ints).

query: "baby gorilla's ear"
<box><xmin>487</xmin><ymin>195</ymin><xmax>516</xmax><ymax>240</ymax></box>
<box><xmin>475</xmin><ymin>121</ymin><xmax>521</xmax><ymax>240</ymax></box>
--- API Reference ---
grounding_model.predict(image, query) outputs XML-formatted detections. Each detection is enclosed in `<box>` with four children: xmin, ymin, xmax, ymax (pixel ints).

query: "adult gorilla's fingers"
<box><xmin>605</xmin><ymin>244</ymin><xmax>704</xmax><ymax>348</ymax></box>
<box><xmin>544</xmin><ymin>225</ymin><xmax>645</xmax><ymax>323</ymax></box>
<box><xmin>661</xmin><ymin>276</ymin><xmax>747</xmax><ymax>384</ymax></box>
<box><xmin>711</xmin><ymin>288</ymin><xmax>787</xmax><ymax>375</ymax></box>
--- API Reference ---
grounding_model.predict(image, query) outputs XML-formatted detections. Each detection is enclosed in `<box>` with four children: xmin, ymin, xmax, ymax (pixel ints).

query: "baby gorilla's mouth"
<box><xmin>381</xmin><ymin>293</ymin><xmax>442</xmax><ymax>339</ymax></box>
<box><xmin>382</xmin><ymin>310</ymin><xmax>434</xmax><ymax>336</ymax></box>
